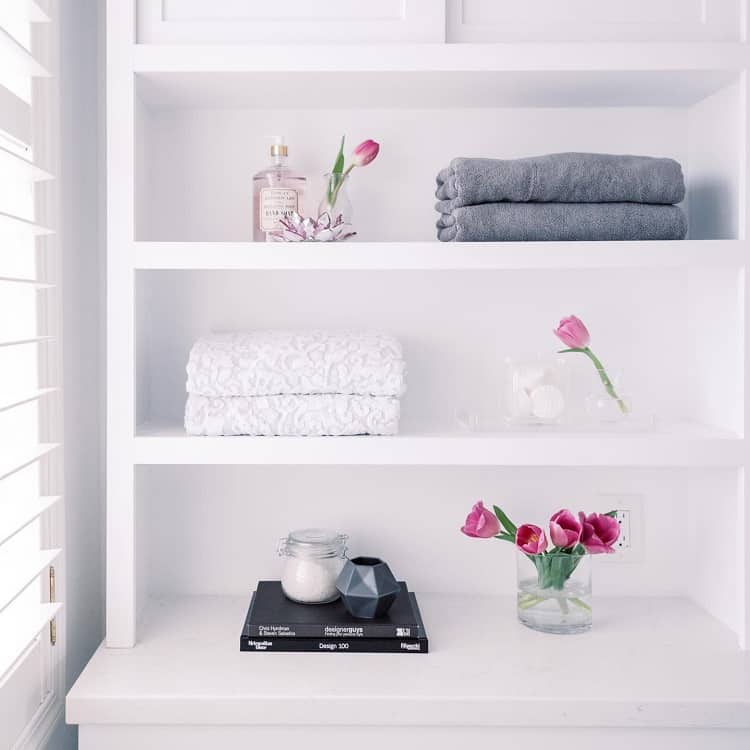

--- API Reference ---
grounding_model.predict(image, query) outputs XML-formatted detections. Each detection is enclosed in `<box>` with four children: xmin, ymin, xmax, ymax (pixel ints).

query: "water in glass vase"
<box><xmin>516</xmin><ymin>551</ymin><xmax>592</xmax><ymax>634</ymax></box>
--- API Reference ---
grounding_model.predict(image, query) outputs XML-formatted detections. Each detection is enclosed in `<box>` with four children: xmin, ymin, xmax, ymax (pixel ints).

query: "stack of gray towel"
<box><xmin>435</xmin><ymin>152</ymin><xmax>687</xmax><ymax>242</ymax></box>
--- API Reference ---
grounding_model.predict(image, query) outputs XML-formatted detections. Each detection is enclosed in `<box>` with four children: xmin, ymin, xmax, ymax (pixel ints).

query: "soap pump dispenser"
<box><xmin>252</xmin><ymin>136</ymin><xmax>306</xmax><ymax>241</ymax></box>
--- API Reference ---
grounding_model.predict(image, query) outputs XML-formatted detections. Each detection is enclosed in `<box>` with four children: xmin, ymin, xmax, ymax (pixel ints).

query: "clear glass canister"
<box><xmin>278</xmin><ymin>528</ymin><xmax>348</xmax><ymax>604</ymax></box>
<box><xmin>504</xmin><ymin>355</ymin><xmax>570</xmax><ymax>426</ymax></box>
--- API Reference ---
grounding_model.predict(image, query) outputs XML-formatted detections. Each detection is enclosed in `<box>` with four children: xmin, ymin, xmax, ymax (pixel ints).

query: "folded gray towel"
<box><xmin>436</xmin><ymin>202</ymin><xmax>688</xmax><ymax>242</ymax></box>
<box><xmin>436</xmin><ymin>153</ymin><xmax>685</xmax><ymax>208</ymax></box>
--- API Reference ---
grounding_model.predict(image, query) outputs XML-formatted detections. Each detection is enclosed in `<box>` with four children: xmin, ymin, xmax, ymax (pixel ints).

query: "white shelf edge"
<box><xmin>132</xmin><ymin>240</ymin><xmax>747</xmax><ymax>271</ymax></box>
<box><xmin>66</xmin><ymin>593</ymin><xmax>750</xmax><ymax>728</ymax></box>
<box><xmin>132</xmin><ymin>423</ymin><xmax>744</xmax><ymax>468</ymax></box>
<box><xmin>132</xmin><ymin>42</ymin><xmax>747</xmax><ymax>74</ymax></box>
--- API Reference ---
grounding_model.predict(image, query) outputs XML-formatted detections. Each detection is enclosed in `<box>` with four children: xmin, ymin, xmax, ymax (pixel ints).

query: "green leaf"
<box><xmin>604</xmin><ymin>510</ymin><xmax>618</xmax><ymax>518</ymax></box>
<box><xmin>492</xmin><ymin>505</ymin><xmax>517</xmax><ymax>536</ymax></box>
<box><xmin>332</xmin><ymin>135</ymin><xmax>345</xmax><ymax>175</ymax></box>
<box><xmin>557</xmin><ymin>348</ymin><xmax>585</xmax><ymax>354</ymax></box>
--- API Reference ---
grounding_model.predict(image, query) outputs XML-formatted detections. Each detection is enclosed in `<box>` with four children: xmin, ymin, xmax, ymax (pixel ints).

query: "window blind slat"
<box><xmin>0</xmin><ymin>387</ymin><xmax>57</xmax><ymax>413</ymax></box>
<box><xmin>0</xmin><ymin>82</ymin><xmax>30</xmax><ymax>146</ymax></box>
<box><xmin>0</xmin><ymin>145</ymin><xmax>52</xmax><ymax>181</ymax></box>
<box><xmin>0</xmin><ymin>336</ymin><xmax>53</xmax><ymax>348</ymax></box>
<box><xmin>0</xmin><ymin>27</ymin><xmax>50</xmax><ymax>79</ymax></box>
<box><xmin>27</xmin><ymin>2</ymin><xmax>51</xmax><ymax>24</ymax></box>
<box><xmin>0</xmin><ymin>443</ymin><xmax>58</xmax><ymax>483</ymax></box>
<box><xmin>0</xmin><ymin>602</ymin><xmax>61</xmax><ymax>681</ymax></box>
<box><xmin>0</xmin><ymin>495</ymin><xmax>60</xmax><ymax>547</ymax></box>
<box><xmin>0</xmin><ymin>277</ymin><xmax>53</xmax><ymax>289</ymax></box>
<box><xmin>0</xmin><ymin>547</ymin><xmax>60</xmax><ymax>614</ymax></box>
<box><xmin>0</xmin><ymin>210</ymin><xmax>52</xmax><ymax>235</ymax></box>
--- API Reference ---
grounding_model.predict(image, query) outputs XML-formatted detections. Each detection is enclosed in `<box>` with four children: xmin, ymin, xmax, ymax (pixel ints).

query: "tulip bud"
<box><xmin>549</xmin><ymin>509</ymin><xmax>582</xmax><ymax>549</ymax></box>
<box><xmin>554</xmin><ymin>315</ymin><xmax>591</xmax><ymax>349</ymax></box>
<box><xmin>351</xmin><ymin>139</ymin><xmax>380</xmax><ymax>168</ymax></box>
<box><xmin>515</xmin><ymin>524</ymin><xmax>548</xmax><ymax>555</ymax></box>
<box><xmin>461</xmin><ymin>501</ymin><xmax>501</xmax><ymax>538</ymax></box>
<box><xmin>578</xmin><ymin>512</ymin><xmax>619</xmax><ymax>554</ymax></box>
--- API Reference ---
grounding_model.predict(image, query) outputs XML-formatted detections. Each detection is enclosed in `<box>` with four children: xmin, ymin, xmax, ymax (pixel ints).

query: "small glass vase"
<box><xmin>504</xmin><ymin>355</ymin><xmax>569</xmax><ymax>426</ymax></box>
<box><xmin>319</xmin><ymin>172</ymin><xmax>353</xmax><ymax>224</ymax></box>
<box><xmin>516</xmin><ymin>551</ymin><xmax>592</xmax><ymax>634</ymax></box>
<box><xmin>585</xmin><ymin>371</ymin><xmax>632</xmax><ymax>425</ymax></box>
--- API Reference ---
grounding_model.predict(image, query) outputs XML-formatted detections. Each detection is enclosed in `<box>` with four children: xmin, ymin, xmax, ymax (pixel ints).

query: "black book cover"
<box><xmin>244</xmin><ymin>580</ymin><xmax>425</xmax><ymax>639</ymax></box>
<box><xmin>240</xmin><ymin>635</ymin><xmax>428</xmax><ymax>653</ymax></box>
<box><xmin>240</xmin><ymin>590</ymin><xmax>428</xmax><ymax>652</ymax></box>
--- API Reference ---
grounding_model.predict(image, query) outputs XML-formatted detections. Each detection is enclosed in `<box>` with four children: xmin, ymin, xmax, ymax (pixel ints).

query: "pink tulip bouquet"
<box><xmin>554</xmin><ymin>315</ymin><xmax>629</xmax><ymax>414</ymax></box>
<box><xmin>462</xmin><ymin>502</ymin><xmax>619</xmax><ymax>629</ymax></box>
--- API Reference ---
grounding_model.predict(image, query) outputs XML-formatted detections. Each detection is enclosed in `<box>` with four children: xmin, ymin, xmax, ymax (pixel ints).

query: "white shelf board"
<box><xmin>133</xmin><ymin>43</ymin><xmax>742</xmax><ymax>109</ymax></box>
<box><xmin>133</xmin><ymin>241</ymin><xmax>746</xmax><ymax>271</ymax></box>
<box><xmin>133</xmin><ymin>423</ymin><xmax>743</xmax><ymax>468</ymax></box>
<box><xmin>66</xmin><ymin>593</ymin><xmax>750</xmax><ymax>728</ymax></box>
<box><xmin>134</xmin><ymin>41</ymin><xmax>745</xmax><ymax>74</ymax></box>
<box><xmin>137</xmin><ymin>69</ymin><xmax>738</xmax><ymax>110</ymax></box>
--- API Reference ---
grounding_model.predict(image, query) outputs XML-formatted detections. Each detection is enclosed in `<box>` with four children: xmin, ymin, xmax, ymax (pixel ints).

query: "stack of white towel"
<box><xmin>184</xmin><ymin>331</ymin><xmax>406</xmax><ymax>436</ymax></box>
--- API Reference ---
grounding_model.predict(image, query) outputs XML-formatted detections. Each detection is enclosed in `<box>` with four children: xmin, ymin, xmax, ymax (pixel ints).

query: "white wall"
<box><xmin>46</xmin><ymin>2</ymin><xmax>105</xmax><ymax>749</ymax></box>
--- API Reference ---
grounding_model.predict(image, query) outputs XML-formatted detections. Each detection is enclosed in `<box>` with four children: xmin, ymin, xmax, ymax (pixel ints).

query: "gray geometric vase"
<box><xmin>335</xmin><ymin>557</ymin><xmax>400</xmax><ymax>619</ymax></box>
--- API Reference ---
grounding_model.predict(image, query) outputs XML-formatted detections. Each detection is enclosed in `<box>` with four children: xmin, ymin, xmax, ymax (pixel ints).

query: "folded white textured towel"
<box><xmin>185</xmin><ymin>393</ymin><xmax>400</xmax><ymax>436</ymax></box>
<box><xmin>186</xmin><ymin>330</ymin><xmax>406</xmax><ymax>398</ymax></box>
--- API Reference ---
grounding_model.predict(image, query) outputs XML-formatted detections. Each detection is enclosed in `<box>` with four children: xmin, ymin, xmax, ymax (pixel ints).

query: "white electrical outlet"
<box><xmin>613</xmin><ymin>509</ymin><xmax>631</xmax><ymax>551</ymax></box>
<box><xmin>597</xmin><ymin>494</ymin><xmax>644</xmax><ymax>562</ymax></box>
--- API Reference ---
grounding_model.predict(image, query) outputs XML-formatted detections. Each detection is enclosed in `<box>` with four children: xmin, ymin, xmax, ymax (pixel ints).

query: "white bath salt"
<box><xmin>509</xmin><ymin>387</ymin><xmax>533</xmax><ymax>417</ymax></box>
<box><xmin>530</xmin><ymin>384</ymin><xmax>565</xmax><ymax>420</ymax></box>
<box><xmin>281</xmin><ymin>556</ymin><xmax>342</xmax><ymax>604</ymax></box>
<box><xmin>516</xmin><ymin>366</ymin><xmax>547</xmax><ymax>391</ymax></box>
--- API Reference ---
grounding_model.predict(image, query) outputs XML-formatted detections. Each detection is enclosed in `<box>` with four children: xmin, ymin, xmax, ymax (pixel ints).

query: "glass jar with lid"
<box><xmin>277</xmin><ymin>528</ymin><xmax>348</xmax><ymax>604</ymax></box>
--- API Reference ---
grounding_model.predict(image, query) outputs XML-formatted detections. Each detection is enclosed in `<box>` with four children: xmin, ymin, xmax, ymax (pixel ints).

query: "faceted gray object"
<box><xmin>336</xmin><ymin>557</ymin><xmax>400</xmax><ymax>619</ymax></box>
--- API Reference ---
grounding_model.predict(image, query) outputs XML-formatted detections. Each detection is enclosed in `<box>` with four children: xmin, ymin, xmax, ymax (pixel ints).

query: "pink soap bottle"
<box><xmin>252</xmin><ymin>136</ymin><xmax>306</xmax><ymax>241</ymax></box>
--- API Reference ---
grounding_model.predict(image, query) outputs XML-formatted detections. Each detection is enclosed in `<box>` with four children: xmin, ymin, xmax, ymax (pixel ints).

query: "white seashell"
<box><xmin>516</xmin><ymin>366</ymin><xmax>547</xmax><ymax>391</ymax></box>
<box><xmin>508</xmin><ymin>387</ymin><xmax>533</xmax><ymax>417</ymax></box>
<box><xmin>530</xmin><ymin>384</ymin><xmax>565</xmax><ymax>420</ymax></box>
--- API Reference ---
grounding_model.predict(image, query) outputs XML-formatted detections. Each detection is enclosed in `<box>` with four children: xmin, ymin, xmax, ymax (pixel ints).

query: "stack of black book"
<box><xmin>240</xmin><ymin>581</ymin><xmax>428</xmax><ymax>653</ymax></box>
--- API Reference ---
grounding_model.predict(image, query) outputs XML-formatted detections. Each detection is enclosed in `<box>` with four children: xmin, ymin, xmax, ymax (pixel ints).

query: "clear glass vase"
<box><xmin>585</xmin><ymin>371</ymin><xmax>632</xmax><ymax>425</ymax></box>
<box><xmin>504</xmin><ymin>355</ymin><xmax>570</xmax><ymax>426</ymax></box>
<box><xmin>516</xmin><ymin>551</ymin><xmax>592</xmax><ymax>634</ymax></box>
<box><xmin>319</xmin><ymin>172</ymin><xmax>353</xmax><ymax>224</ymax></box>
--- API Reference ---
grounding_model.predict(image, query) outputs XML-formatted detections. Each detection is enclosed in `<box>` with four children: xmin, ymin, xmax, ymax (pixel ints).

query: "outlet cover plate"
<box><xmin>597</xmin><ymin>493</ymin><xmax>644</xmax><ymax>563</ymax></box>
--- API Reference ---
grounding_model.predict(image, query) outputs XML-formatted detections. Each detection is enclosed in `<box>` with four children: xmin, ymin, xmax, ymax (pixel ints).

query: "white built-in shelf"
<box><xmin>132</xmin><ymin>241</ymin><xmax>747</xmax><ymax>271</ymax></box>
<box><xmin>66</xmin><ymin>593</ymin><xmax>750</xmax><ymax>729</ymax></box>
<box><xmin>133</xmin><ymin>423</ymin><xmax>743</xmax><ymax>468</ymax></box>
<box><xmin>133</xmin><ymin>41</ymin><xmax>744</xmax><ymax>73</ymax></box>
<box><xmin>133</xmin><ymin>43</ymin><xmax>742</xmax><ymax>109</ymax></box>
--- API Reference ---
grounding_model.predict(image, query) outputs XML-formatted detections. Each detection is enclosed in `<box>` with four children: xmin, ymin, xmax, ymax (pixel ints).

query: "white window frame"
<box><xmin>1</xmin><ymin>2</ymin><xmax>66</xmax><ymax>747</ymax></box>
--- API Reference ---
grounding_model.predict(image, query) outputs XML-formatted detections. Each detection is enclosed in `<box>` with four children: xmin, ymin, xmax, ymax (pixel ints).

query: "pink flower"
<box><xmin>351</xmin><ymin>139</ymin><xmax>380</xmax><ymax>167</ymax></box>
<box><xmin>579</xmin><ymin>512</ymin><xmax>620</xmax><ymax>554</ymax></box>
<box><xmin>554</xmin><ymin>315</ymin><xmax>590</xmax><ymax>349</ymax></box>
<box><xmin>461</xmin><ymin>501</ymin><xmax>501</xmax><ymax>538</ymax></box>
<box><xmin>549</xmin><ymin>509</ymin><xmax>582</xmax><ymax>549</ymax></box>
<box><xmin>516</xmin><ymin>524</ymin><xmax>547</xmax><ymax>555</ymax></box>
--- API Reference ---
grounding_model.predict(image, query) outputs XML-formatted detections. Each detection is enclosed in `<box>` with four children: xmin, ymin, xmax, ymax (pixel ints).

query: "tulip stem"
<box><xmin>558</xmin><ymin>346</ymin><xmax>629</xmax><ymax>414</ymax></box>
<box><xmin>326</xmin><ymin>164</ymin><xmax>355</xmax><ymax>213</ymax></box>
<box><xmin>570</xmin><ymin>597</ymin><xmax>591</xmax><ymax>612</ymax></box>
<box><xmin>518</xmin><ymin>595</ymin><xmax>545</xmax><ymax>610</ymax></box>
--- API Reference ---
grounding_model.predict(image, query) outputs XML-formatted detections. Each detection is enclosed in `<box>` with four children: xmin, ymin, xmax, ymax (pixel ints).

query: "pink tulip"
<box><xmin>549</xmin><ymin>509</ymin><xmax>582</xmax><ymax>549</ymax></box>
<box><xmin>554</xmin><ymin>315</ymin><xmax>590</xmax><ymax>349</ymax></box>
<box><xmin>579</xmin><ymin>512</ymin><xmax>620</xmax><ymax>554</ymax></box>
<box><xmin>516</xmin><ymin>524</ymin><xmax>547</xmax><ymax>555</ymax></box>
<box><xmin>461</xmin><ymin>501</ymin><xmax>501</xmax><ymax>538</ymax></box>
<box><xmin>351</xmin><ymin>139</ymin><xmax>380</xmax><ymax>167</ymax></box>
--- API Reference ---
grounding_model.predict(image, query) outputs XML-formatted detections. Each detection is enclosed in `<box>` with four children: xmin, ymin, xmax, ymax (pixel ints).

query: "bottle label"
<box><xmin>259</xmin><ymin>188</ymin><xmax>298</xmax><ymax>231</ymax></box>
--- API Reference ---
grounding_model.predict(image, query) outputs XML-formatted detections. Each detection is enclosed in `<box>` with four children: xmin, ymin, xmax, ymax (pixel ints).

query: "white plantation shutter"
<box><xmin>0</xmin><ymin>2</ymin><xmax>64</xmax><ymax>748</ymax></box>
